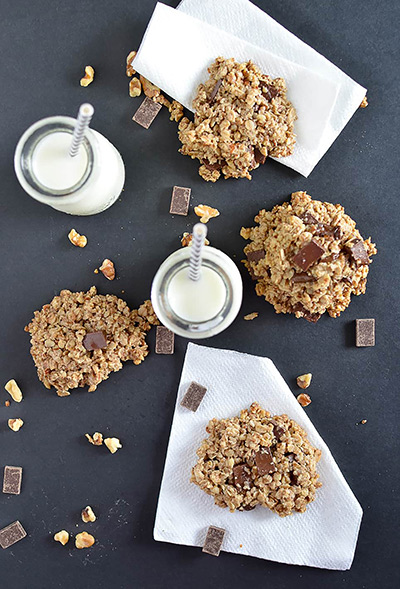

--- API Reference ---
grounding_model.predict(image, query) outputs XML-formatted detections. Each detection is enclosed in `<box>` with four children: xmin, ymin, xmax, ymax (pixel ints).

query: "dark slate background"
<box><xmin>0</xmin><ymin>0</ymin><xmax>399</xmax><ymax>587</ymax></box>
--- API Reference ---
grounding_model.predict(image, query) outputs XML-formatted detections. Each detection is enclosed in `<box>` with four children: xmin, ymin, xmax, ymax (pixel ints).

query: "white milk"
<box><xmin>167</xmin><ymin>266</ymin><xmax>226</xmax><ymax>323</ymax></box>
<box><xmin>32</xmin><ymin>132</ymin><xmax>88</xmax><ymax>191</ymax></box>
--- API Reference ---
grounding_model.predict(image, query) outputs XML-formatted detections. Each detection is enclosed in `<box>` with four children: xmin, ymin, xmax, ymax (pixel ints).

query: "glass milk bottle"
<box><xmin>151</xmin><ymin>229</ymin><xmax>243</xmax><ymax>339</ymax></box>
<box><xmin>14</xmin><ymin>111</ymin><xmax>125</xmax><ymax>215</ymax></box>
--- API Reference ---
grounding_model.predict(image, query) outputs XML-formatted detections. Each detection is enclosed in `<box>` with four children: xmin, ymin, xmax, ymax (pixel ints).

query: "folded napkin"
<box><xmin>154</xmin><ymin>343</ymin><xmax>363</xmax><ymax>570</ymax></box>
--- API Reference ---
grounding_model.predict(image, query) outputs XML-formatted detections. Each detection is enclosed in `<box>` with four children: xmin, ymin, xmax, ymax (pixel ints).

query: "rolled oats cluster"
<box><xmin>191</xmin><ymin>403</ymin><xmax>322</xmax><ymax>517</ymax></box>
<box><xmin>24</xmin><ymin>287</ymin><xmax>158</xmax><ymax>396</ymax></box>
<box><xmin>178</xmin><ymin>57</ymin><xmax>297</xmax><ymax>182</ymax></box>
<box><xmin>241</xmin><ymin>191</ymin><xmax>377</xmax><ymax>321</ymax></box>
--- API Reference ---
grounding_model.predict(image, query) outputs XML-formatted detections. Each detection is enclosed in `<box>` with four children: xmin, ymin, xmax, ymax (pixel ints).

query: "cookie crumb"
<box><xmin>5</xmin><ymin>400</ymin><xmax>10</xmax><ymax>407</ymax></box>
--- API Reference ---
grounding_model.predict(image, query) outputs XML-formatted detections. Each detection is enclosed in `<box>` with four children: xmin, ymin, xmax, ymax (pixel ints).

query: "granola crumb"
<box><xmin>297</xmin><ymin>393</ymin><xmax>312</xmax><ymax>407</ymax></box>
<box><xmin>99</xmin><ymin>259</ymin><xmax>115</xmax><ymax>280</ymax></box>
<box><xmin>244</xmin><ymin>312</ymin><xmax>258</xmax><ymax>321</ymax></box>
<box><xmin>81</xmin><ymin>506</ymin><xmax>96</xmax><ymax>523</ymax></box>
<box><xmin>194</xmin><ymin>204</ymin><xmax>220</xmax><ymax>224</ymax></box>
<box><xmin>54</xmin><ymin>530</ymin><xmax>69</xmax><ymax>545</ymax></box>
<box><xmin>296</xmin><ymin>373</ymin><xmax>312</xmax><ymax>389</ymax></box>
<box><xmin>75</xmin><ymin>531</ymin><xmax>95</xmax><ymax>549</ymax></box>
<box><xmin>85</xmin><ymin>432</ymin><xmax>103</xmax><ymax>446</ymax></box>
<box><xmin>80</xmin><ymin>66</ymin><xmax>95</xmax><ymax>87</ymax></box>
<box><xmin>68</xmin><ymin>229</ymin><xmax>87</xmax><ymax>248</ymax></box>
<box><xmin>104</xmin><ymin>437</ymin><xmax>122</xmax><ymax>454</ymax></box>
<box><xmin>359</xmin><ymin>95</ymin><xmax>368</xmax><ymax>108</ymax></box>
<box><xmin>5</xmin><ymin>379</ymin><xmax>23</xmax><ymax>402</ymax></box>
<box><xmin>8</xmin><ymin>418</ymin><xmax>24</xmax><ymax>431</ymax></box>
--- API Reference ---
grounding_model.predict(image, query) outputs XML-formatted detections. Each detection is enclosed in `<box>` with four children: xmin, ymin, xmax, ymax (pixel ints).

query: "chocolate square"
<box><xmin>233</xmin><ymin>464</ymin><xmax>252</xmax><ymax>490</ymax></box>
<box><xmin>246</xmin><ymin>249</ymin><xmax>265</xmax><ymax>262</ymax></box>
<box><xmin>346</xmin><ymin>240</ymin><xmax>370</xmax><ymax>265</ymax></box>
<box><xmin>3</xmin><ymin>466</ymin><xmax>22</xmax><ymax>495</ymax></box>
<box><xmin>155</xmin><ymin>326</ymin><xmax>175</xmax><ymax>354</ymax></box>
<box><xmin>292</xmin><ymin>240</ymin><xmax>325</xmax><ymax>271</ymax></box>
<box><xmin>132</xmin><ymin>97</ymin><xmax>162</xmax><ymax>129</ymax></box>
<box><xmin>180</xmin><ymin>381</ymin><xmax>207</xmax><ymax>412</ymax></box>
<box><xmin>202</xmin><ymin>525</ymin><xmax>225</xmax><ymax>557</ymax></box>
<box><xmin>83</xmin><ymin>331</ymin><xmax>107</xmax><ymax>351</ymax></box>
<box><xmin>0</xmin><ymin>521</ymin><xmax>27</xmax><ymax>549</ymax></box>
<box><xmin>356</xmin><ymin>318</ymin><xmax>375</xmax><ymax>347</ymax></box>
<box><xmin>255</xmin><ymin>447</ymin><xmax>276</xmax><ymax>476</ymax></box>
<box><xmin>169</xmin><ymin>186</ymin><xmax>191</xmax><ymax>216</ymax></box>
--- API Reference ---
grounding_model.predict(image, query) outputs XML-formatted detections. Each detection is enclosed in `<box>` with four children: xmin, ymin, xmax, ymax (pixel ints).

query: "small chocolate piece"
<box><xmin>242</xmin><ymin>504</ymin><xmax>256</xmax><ymax>511</ymax></box>
<box><xmin>180</xmin><ymin>381</ymin><xmax>207</xmax><ymax>412</ymax></box>
<box><xmin>290</xmin><ymin>471</ymin><xmax>299</xmax><ymax>485</ymax></box>
<box><xmin>202</xmin><ymin>158</ymin><xmax>224</xmax><ymax>171</ymax></box>
<box><xmin>155</xmin><ymin>326</ymin><xmax>174</xmax><ymax>354</ymax></box>
<box><xmin>209</xmin><ymin>79</ymin><xmax>222</xmax><ymax>103</ymax></box>
<box><xmin>233</xmin><ymin>464</ymin><xmax>252</xmax><ymax>490</ymax></box>
<box><xmin>83</xmin><ymin>331</ymin><xmax>107</xmax><ymax>351</ymax></box>
<box><xmin>272</xmin><ymin>424</ymin><xmax>285</xmax><ymax>441</ymax></box>
<box><xmin>323</xmin><ymin>252</ymin><xmax>340</xmax><ymax>263</ymax></box>
<box><xmin>246</xmin><ymin>249</ymin><xmax>265</xmax><ymax>262</ymax></box>
<box><xmin>2</xmin><ymin>466</ymin><xmax>22</xmax><ymax>495</ymax></box>
<box><xmin>291</xmin><ymin>272</ymin><xmax>316</xmax><ymax>284</ymax></box>
<box><xmin>355</xmin><ymin>318</ymin><xmax>375</xmax><ymax>347</ymax></box>
<box><xmin>248</xmin><ymin>267</ymin><xmax>259</xmax><ymax>281</ymax></box>
<box><xmin>300</xmin><ymin>212</ymin><xmax>319</xmax><ymax>225</ymax></box>
<box><xmin>314</xmin><ymin>224</ymin><xmax>342</xmax><ymax>239</ymax></box>
<box><xmin>202</xmin><ymin>525</ymin><xmax>225</xmax><ymax>557</ymax></box>
<box><xmin>132</xmin><ymin>97</ymin><xmax>162</xmax><ymax>129</ymax></box>
<box><xmin>169</xmin><ymin>186</ymin><xmax>191</xmax><ymax>216</ymax></box>
<box><xmin>260</xmin><ymin>82</ymin><xmax>279</xmax><ymax>101</ymax></box>
<box><xmin>292</xmin><ymin>302</ymin><xmax>321</xmax><ymax>323</ymax></box>
<box><xmin>346</xmin><ymin>240</ymin><xmax>370</xmax><ymax>265</ymax></box>
<box><xmin>292</xmin><ymin>240</ymin><xmax>325</xmax><ymax>271</ymax></box>
<box><xmin>0</xmin><ymin>521</ymin><xmax>27</xmax><ymax>549</ymax></box>
<box><xmin>255</xmin><ymin>447</ymin><xmax>276</xmax><ymax>476</ymax></box>
<box><xmin>254</xmin><ymin>147</ymin><xmax>267</xmax><ymax>165</ymax></box>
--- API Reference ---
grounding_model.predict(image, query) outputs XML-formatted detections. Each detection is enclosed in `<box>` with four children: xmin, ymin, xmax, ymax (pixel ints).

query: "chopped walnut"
<box><xmin>99</xmin><ymin>259</ymin><xmax>115</xmax><ymax>280</ymax></box>
<box><xmin>244</xmin><ymin>312</ymin><xmax>258</xmax><ymax>321</ymax></box>
<box><xmin>80</xmin><ymin>66</ymin><xmax>95</xmax><ymax>87</ymax></box>
<box><xmin>181</xmin><ymin>232</ymin><xmax>210</xmax><ymax>247</ymax></box>
<box><xmin>168</xmin><ymin>100</ymin><xmax>184</xmax><ymax>122</ymax></box>
<box><xmin>104</xmin><ymin>437</ymin><xmax>122</xmax><ymax>454</ymax></box>
<box><xmin>85</xmin><ymin>432</ymin><xmax>103</xmax><ymax>446</ymax></box>
<box><xmin>94</xmin><ymin>268</ymin><xmax>99</xmax><ymax>274</ymax></box>
<box><xmin>8</xmin><ymin>418</ymin><xmax>24</xmax><ymax>431</ymax></box>
<box><xmin>194</xmin><ymin>204</ymin><xmax>220</xmax><ymax>224</ymax></box>
<box><xmin>296</xmin><ymin>373</ymin><xmax>312</xmax><ymax>389</ymax></box>
<box><xmin>5</xmin><ymin>379</ymin><xmax>23</xmax><ymax>402</ymax></box>
<box><xmin>129</xmin><ymin>77</ymin><xmax>142</xmax><ymax>97</ymax></box>
<box><xmin>75</xmin><ymin>531</ymin><xmax>95</xmax><ymax>549</ymax></box>
<box><xmin>297</xmin><ymin>393</ymin><xmax>312</xmax><ymax>407</ymax></box>
<box><xmin>54</xmin><ymin>530</ymin><xmax>69</xmax><ymax>545</ymax></box>
<box><xmin>155</xmin><ymin>94</ymin><xmax>171</xmax><ymax>108</ymax></box>
<box><xmin>68</xmin><ymin>229</ymin><xmax>87</xmax><ymax>248</ymax></box>
<box><xmin>81</xmin><ymin>506</ymin><xmax>96</xmax><ymax>523</ymax></box>
<box><xmin>126</xmin><ymin>51</ymin><xmax>137</xmax><ymax>77</ymax></box>
<box><xmin>139</xmin><ymin>75</ymin><xmax>160</xmax><ymax>99</ymax></box>
<box><xmin>359</xmin><ymin>95</ymin><xmax>368</xmax><ymax>108</ymax></box>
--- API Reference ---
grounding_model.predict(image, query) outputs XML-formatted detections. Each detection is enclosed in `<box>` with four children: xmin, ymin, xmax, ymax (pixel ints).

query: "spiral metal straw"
<box><xmin>188</xmin><ymin>223</ymin><xmax>208</xmax><ymax>282</ymax></box>
<box><xmin>69</xmin><ymin>103</ymin><xmax>94</xmax><ymax>157</ymax></box>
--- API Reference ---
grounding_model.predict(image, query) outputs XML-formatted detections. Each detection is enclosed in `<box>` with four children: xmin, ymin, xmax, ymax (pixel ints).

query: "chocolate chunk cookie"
<box><xmin>24</xmin><ymin>287</ymin><xmax>158</xmax><ymax>396</ymax></box>
<box><xmin>191</xmin><ymin>403</ymin><xmax>322</xmax><ymax>517</ymax></box>
<box><xmin>178</xmin><ymin>57</ymin><xmax>297</xmax><ymax>182</ymax></box>
<box><xmin>240</xmin><ymin>191</ymin><xmax>377</xmax><ymax>321</ymax></box>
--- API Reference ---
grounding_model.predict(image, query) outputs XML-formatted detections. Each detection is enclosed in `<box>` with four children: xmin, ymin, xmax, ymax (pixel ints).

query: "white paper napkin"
<box><xmin>133</xmin><ymin>2</ymin><xmax>340</xmax><ymax>177</ymax></box>
<box><xmin>154</xmin><ymin>343</ymin><xmax>363</xmax><ymax>570</ymax></box>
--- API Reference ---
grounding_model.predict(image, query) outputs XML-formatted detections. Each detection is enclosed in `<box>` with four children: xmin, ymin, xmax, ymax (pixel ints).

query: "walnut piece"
<box><xmin>54</xmin><ymin>530</ymin><xmax>69</xmax><ymax>545</ymax></box>
<box><xmin>168</xmin><ymin>100</ymin><xmax>184</xmax><ymax>122</ymax></box>
<box><xmin>126</xmin><ymin>51</ymin><xmax>137</xmax><ymax>77</ymax></box>
<box><xmin>155</xmin><ymin>94</ymin><xmax>172</xmax><ymax>108</ymax></box>
<box><xmin>139</xmin><ymin>75</ymin><xmax>160</xmax><ymax>98</ymax></box>
<box><xmin>181</xmin><ymin>232</ymin><xmax>210</xmax><ymax>248</ymax></box>
<box><xmin>104</xmin><ymin>437</ymin><xmax>122</xmax><ymax>454</ymax></box>
<box><xmin>80</xmin><ymin>66</ymin><xmax>95</xmax><ymax>87</ymax></box>
<box><xmin>85</xmin><ymin>432</ymin><xmax>103</xmax><ymax>446</ymax></box>
<box><xmin>244</xmin><ymin>312</ymin><xmax>258</xmax><ymax>321</ymax></box>
<box><xmin>68</xmin><ymin>228</ymin><xmax>87</xmax><ymax>248</ymax></box>
<box><xmin>5</xmin><ymin>379</ymin><xmax>23</xmax><ymax>402</ymax></box>
<box><xmin>8</xmin><ymin>418</ymin><xmax>24</xmax><ymax>431</ymax></box>
<box><xmin>99</xmin><ymin>259</ymin><xmax>115</xmax><ymax>280</ymax></box>
<box><xmin>194</xmin><ymin>204</ymin><xmax>220</xmax><ymax>224</ymax></box>
<box><xmin>297</xmin><ymin>393</ymin><xmax>312</xmax><ymax>407</ymax></box>
<box><xmin>75</xmin><ymin>531</ymin><xmax>95</xmax><ymax>549</ymax></box>
<box><xmin>129</xmin><ymin>77</ymin><xmax>142</xmax><ymax>97</ymax></box>
<box><xmin>359</xmin><ymin>95</ymin><xmax>368</xmax><ymax>108</ymax></box>
<box><xmin>81</xmin><ymin>506</ymin><xmax>96</xmax><ymax>523</ymax></box>
<box><xmin>296</xmin><ymin>373</ymin><xmax>312</xmax><ymax>389</ymax></box>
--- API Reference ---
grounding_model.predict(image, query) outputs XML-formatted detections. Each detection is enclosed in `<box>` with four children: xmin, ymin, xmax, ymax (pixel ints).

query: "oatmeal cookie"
<box><xmin>178</xmin><ymin>57</ymin><xmax>296</xmax><ymax>182</ymax></box>
<box><xmin>24</xmin><ymin>287</ymin><xmax>158</xmax><ymax>396</ymax></box>
<box><xmin>240</xmin><ymin>191</ymin><xmax>377</xmax><ymax>321</ymax></box>
<box><xmin>191</xmin><ymin>402</ymin><xmax>321</xmax><ymax>516</ymax></box>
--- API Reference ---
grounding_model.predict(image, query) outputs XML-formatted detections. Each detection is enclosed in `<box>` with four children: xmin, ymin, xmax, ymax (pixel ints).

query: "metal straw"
<box><xmin>188</xmin><ymin>223</ymin><xmax>208</xmax><ymax>281</ymax></box>
<box><xmin>69</xmin><ymin>103</ymin><xmax>94</xmax><ymax>157</ymax></box>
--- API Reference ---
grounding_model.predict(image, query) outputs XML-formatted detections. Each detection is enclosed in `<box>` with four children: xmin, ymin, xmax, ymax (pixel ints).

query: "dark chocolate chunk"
<box><xmin>155</xmin><ymin>326</ymin><xmax>174</xmax><ymax>354</ymax></box>
<box><xmin>233</xmin><ymin>463</ymin><xmax>252</xmax><ymax>491</ymax></box>
<box><xmin>292</xmin><ymin>303</ymin><xmax>321</xmax><ymax>323</ymax></box>
<box><xmin>248</xmin><ymin>267</ymin><xmax>259</xmax><ymax>281</ymax></box>
<box><xmin>202</xmin><ymin>158</ymin><xmax>224</xmax><ymax>171</ymax></box>
<box><xmin>292</xmin><ymin>240</ymin><xmax>325</xmax><ymax>271</ymax></box>
<box><xmin>314</xmin><ymin>224</ymin><xmax>343</xmax><ymax>239</ymax></box>
<box><xmin>132</xmin><ymin>97</ymin><xmax>162</xmax><ymax>129</ymax></box>
<box><xmin>0</xmin><ymin>521</ymin><xmax>27</xmax><ymax>549</ymax></box>
<box><xmin>300</xmin><ymin>212</ymin><xmax>319</xmax><ymax>225</ymax></box>
<box><xmin>260</xmin><ymin>81</ymin><xmax>279</xmax><ymax>101</ymax></box>
<box><xmin>180</xmin><ymin>381</ymin><xmax>207</xmax><ymax>412</ymax></box>
<box><xmin>242</xmin><ymin>504</ymin><xmax>256</xmax><ymax>511</ymax></box>
<box><xmin>254</xmin><ymin>147</ymin><xmax>267</xmax><ymax>165</ymax></box>
<box><xmin>355</xmin><ymin>318</ymin><xmax>375</xmax><ymax>347</ymax></box>
<box><xmin>246</xmin><ymin>249</ymin><xmax>265</xmax><ymax>262</ymax></box>
<box><xmin>291</xmin><ymin>272</ymin><xmax>316</xmax><ymax>284</ymax></box>
<box><xmin>202</xmin><ymin>525</ymin><xmax>225</xmax><ymax>557</ymax></box>
<box><xmin>273</xmin><ymin>424</ymin><xmax>285</xmax><ymax>441</ymax></box>
<box><xmin>255</xmin><ymin>447</ymin><xmax>276</xmax><ymax>476</ymax></box>
<box><xmin>209</xmin><ymin>79</ymin><xmax>222</xmax><ymax>103</ymax></box>
<box><xmin>290</xmin><ymin>471</ymin><xmax>299</xmax><ymax>486</ymax></box>
<box><xmin>2</xmin><ymin>466</ymin><xmax>22</xmax><ymax>495</ymax></box>
<box><xmin>169</xmin><ymin>186</ymin><xmax>191</xmax><ymax>216</ymax></box>
<box><xmin>346</xmin><ymin>240</ymin><xmax>370</xmax><ymax>265</ymax></box>
<box><xmin>83</xmin><ymin>331</ymin><xmax>107</xmax><ymax>351</ymax></box>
